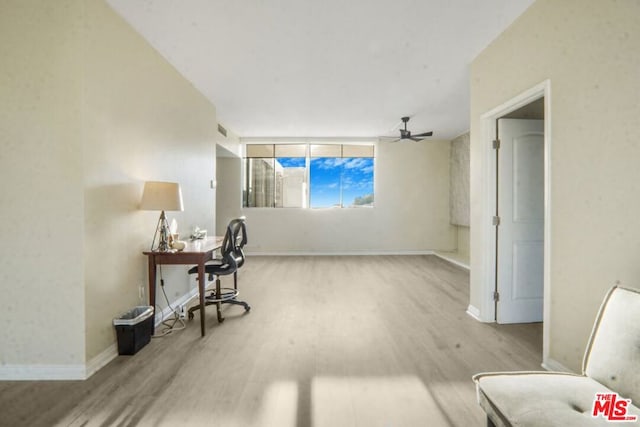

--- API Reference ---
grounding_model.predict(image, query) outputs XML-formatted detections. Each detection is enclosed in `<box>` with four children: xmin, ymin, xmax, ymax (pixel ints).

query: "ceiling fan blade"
<box><xmin>413</xmin><ymin>131</ymin><xmax>433</xmax><ymax>137</ymax></box>
<box><xmin>381</xmin><ymin>116</ymin><xmax>431</xmax><ymax>142</ymax></box>
<box><xmin>379</xmin><ymin>136</ymin><xmax>402</xmax><ymax>143</ymax></box>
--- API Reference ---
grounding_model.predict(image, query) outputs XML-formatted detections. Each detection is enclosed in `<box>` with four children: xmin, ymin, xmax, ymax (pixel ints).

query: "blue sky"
<box><xmin>274</xmin><ymin>156</ymin><xmax>374</xmax><ymax>208</ymax></box>
<box><xmin>278</xmin><ymin>157</ymin><xmax>305</xmax><ymax>168</ymax></box>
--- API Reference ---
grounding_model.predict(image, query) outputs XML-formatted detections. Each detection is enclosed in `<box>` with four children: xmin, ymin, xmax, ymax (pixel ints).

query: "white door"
<box><xmin>496</xmin><ymin>119</ymin><xmax>544</xmax><ymax>323</ymax></box>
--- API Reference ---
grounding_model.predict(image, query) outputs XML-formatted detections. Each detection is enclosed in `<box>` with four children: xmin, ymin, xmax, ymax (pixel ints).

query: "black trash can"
<box><xmin>113</xmin><ymin>306</ymin><xmax>154</xmax><ymax>355</ymax></box>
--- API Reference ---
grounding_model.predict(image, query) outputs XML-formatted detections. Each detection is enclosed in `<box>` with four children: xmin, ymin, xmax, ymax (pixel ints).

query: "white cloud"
<box><xmin>361</xmin><ymin>165</ymin><xmax>374</xmax><ymax>173</ymax></box>
<box><xmin>343</xmin><ymin>158</ymin><xmax>367</xmax><ymax>169</ymax></box>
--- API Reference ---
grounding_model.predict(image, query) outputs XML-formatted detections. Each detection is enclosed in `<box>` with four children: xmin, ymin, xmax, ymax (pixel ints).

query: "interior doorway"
<box><xmin>479</xmin><ymin>80</ymin><xmax>551</xmax><ymax>360</ymax></box>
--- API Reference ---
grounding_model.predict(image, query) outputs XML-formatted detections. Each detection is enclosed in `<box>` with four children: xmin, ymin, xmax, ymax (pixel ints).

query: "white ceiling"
<box><xmin>106</xmin><ymin>0</ymin><xmax>534</xmax><ymax>140</ymax></box>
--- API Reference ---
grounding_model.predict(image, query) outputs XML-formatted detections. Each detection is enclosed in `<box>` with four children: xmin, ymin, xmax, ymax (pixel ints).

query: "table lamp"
<box><xmin>140</xmin><ymin>181</ymin><xmax>184</xmax><ymax>251</ymax></box>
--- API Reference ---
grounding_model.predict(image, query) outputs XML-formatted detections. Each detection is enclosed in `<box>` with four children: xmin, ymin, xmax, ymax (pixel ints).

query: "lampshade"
<box><xmin>140</xmin><ymin>181</ymin><xmax>184</xmax><ymax>211</ymax></box>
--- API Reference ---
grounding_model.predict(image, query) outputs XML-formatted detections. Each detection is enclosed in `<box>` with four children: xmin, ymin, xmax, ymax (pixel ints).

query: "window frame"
<box><xmin>242</xmin><ymin>142</ymin><xmax>375</xmax><ymax>209</ymax></box>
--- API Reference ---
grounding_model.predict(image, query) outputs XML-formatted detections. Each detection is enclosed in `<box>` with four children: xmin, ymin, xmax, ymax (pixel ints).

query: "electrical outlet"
<box><xmin>138</xmin><ymin>284</ymin><xmax>144</xmax><ymax>300</ymax></box>
<box><xmin>178</xmin><ymin>305</ymin><xmax>187</xmax><ymax>319</ymax></box>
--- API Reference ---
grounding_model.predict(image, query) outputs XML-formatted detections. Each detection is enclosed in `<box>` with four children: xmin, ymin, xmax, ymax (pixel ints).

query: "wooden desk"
<box><xmin>143</xmin><ymin>236</ymin><xmax>223</xmax><ymax>337</ymax></box>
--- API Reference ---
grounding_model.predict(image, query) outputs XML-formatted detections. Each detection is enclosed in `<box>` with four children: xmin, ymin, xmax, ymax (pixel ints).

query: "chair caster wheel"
<box><xmin>188</xmin><ymin>312</ymin><xmax>194</xmax><ymax>320</ymax></box>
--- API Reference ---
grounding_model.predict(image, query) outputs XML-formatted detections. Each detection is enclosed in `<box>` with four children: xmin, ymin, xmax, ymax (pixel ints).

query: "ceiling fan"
<box><xmin>381</xmin><ymin>116</ymin><xmax>433</xmax><ymax>142</ymax></box>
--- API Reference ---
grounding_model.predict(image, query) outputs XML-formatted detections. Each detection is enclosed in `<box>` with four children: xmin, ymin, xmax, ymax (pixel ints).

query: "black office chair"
<box><xmin>187</xmin><ymin>224</ymin><xmax>236</xmax><ymax>323</ymax></box>
<box><xmin>228</xmin><ymin>217</ymin><xmax>248</xmax><ymax>293</ymax></box>
<box><xmin>187</xmin><ymin>219</ymin><xmax>250</xmax><ymax>323</ymax></box>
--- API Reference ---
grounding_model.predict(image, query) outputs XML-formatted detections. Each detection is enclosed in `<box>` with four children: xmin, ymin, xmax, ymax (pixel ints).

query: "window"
<box><xmin>243</xmin><ymin>143</ymin><xmax>375</xmax><ymax>208</ymax></box>
<box><xmin>274</xmin><ymin>144</ymin><xmax>307</xmax><ymax>208</ymax></box>
<box><xmin>309</xmin><ymin>144</ymin><xmax>374</xmax><ymax>208</ymax></box>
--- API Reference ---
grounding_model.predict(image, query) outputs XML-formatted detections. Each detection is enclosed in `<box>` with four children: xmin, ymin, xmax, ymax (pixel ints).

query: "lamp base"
<box><xmin>151</xmin><ymin>210</ymin><xmax>171</xmax><ymax>252</ymax></box>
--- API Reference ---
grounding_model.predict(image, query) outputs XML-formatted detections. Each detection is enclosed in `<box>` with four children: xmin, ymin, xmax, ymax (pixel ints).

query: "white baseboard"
<box><xmin>246</xmin><ymin>250</ymin><xmax>435</xmax><ymax>256</ymax></box>
<box><xmin>432</xmin><ymin>252</ymin><xmax>470</xmax><ymax>271</ymax></box>
<box><xmin>542</xmin><ymin>357</ymin><xmax>575</xmax><ymax>373</ymax></box>
<box><xmin>155</xmin><ymin>287</ymin><xmax>201</xmax><ymax>326</ymax></box>
<box><xmin>89</xmin><ymin>289</ymin><xmax>201</xmax><ymax>379</ymax></box>
<box><xmin>1</xmin><ymin>287</ymin><xmax>201</xmax><ymax>381</ymax></box>
<box><xmin>0</xmin><ymin>364</ymin><xmax>86</xmax><ymax>381</ymax></box>
<box><xmin>466</xmin><ymin>304</ymin><xmax>485</xmax><ymax>322</ymax></box>
<box><xmin>0</xmin><ymin>343</ymin><xmax>119</xmax><ymax>381</ymax></box>
<box><xmin>85</xmin><ymin>343</ymin><xmax>118</xmax><ymax>379</ymax></box>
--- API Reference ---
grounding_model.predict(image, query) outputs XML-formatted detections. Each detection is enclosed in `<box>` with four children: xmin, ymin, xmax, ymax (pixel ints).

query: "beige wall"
<box><xmin>0</xmin><ymin>0</ymin><xmax>218</xmax><ymax>377</ymax></box>
<box><xmin>0</xmin><ymin>0</ymin><xmax>86</xmax><ymax>369</ymax></box>
<box><xmin>83</xmin><ymin>0</ymin><xmax>217</xmax><ymax>361</ymax></box>
<box><xmin>218</xmin><ymin>140</ymin><xmax>456</xmax><ymax>254</ymax></box>
<box><xmin>470</xmin><ymin>0</ymin><xmax>640</xmax><ymax>371</ymax></box>
<box><xmin>216</xmin><ymin>156</ymin><xmax>243</xmax><ymax>233</ymax></box>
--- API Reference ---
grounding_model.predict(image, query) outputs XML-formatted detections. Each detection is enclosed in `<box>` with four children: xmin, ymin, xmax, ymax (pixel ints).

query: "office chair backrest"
<box><xmin>228</xmin><ymin>217</ymin><xmax>247</xmax><ymax>269</ymax></box>
<box><xmin>219</xmin><ymin>225</ymin><xmax>238</xmax><ymax>271</ymax></box>
<box><xmin>229</xmin><ymin>217</ymin><xmax>247</xmax><ymax>247</ymax></box>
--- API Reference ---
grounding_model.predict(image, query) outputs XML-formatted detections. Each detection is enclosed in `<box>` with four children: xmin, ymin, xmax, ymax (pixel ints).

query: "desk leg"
<box><xmin>198</xmin><ymin>263</ymin><xmax>206</xmax><ymax>336</ymax></box>
<box><xmin>147</xmin><ymin>255</ymin><xmax>157</xmax><ymax>332</ymax></box>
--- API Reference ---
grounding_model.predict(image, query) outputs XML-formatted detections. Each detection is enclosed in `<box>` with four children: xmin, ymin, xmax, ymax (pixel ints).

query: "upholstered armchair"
<box><xmin>473</xmin><ymin>286</ymin><xmax>640</xmax><ymax>426</ymax></box>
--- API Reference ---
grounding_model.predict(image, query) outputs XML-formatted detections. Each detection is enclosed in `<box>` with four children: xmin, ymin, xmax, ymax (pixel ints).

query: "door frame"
<box><xmin>479</xmin><ymin>80</ymin><xmax>552</xmax><ymax>362</ymax></box>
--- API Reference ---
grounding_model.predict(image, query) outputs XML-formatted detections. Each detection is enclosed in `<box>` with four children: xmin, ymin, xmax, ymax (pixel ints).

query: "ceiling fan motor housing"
<box><xmin>400</xmin><ymin>116</ymin><xmax>411</xmax><ymax>138</ymax></box>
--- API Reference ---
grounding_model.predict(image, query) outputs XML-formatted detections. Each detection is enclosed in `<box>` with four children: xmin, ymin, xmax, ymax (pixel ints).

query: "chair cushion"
<box><xmin>189</xmin><ymin>260</ymin><xmax>235</xmax><ymax>276</ymax></box>
<box><xmin>474</xmin><ymin>372</ymin><xmax>640</xmax><ymax>426</ymax></box>
<box><xmin>583</xmin><ymin>286</ymin><xmax>640</xmax><ymax>405</ymax></box>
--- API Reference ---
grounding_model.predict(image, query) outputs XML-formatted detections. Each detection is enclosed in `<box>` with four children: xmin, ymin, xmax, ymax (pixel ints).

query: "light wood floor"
<box><xmin>0</xmin><ymin>256</ymin><xmax>542</xmax><ymax>427</ymax></box>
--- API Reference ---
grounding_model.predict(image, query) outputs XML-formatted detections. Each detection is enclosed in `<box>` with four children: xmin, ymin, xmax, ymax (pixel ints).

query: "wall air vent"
<box><xmin>217</xmin><ymin>124</ymin><xmax>227</xmax><ymax>137</ymax></box>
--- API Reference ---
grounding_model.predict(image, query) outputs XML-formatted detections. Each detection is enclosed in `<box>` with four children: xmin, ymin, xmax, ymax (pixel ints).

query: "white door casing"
<box><xmin>496</xmin><ymin>119</ymin><xmax>544</xmax><ymax>324</ymax></box>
